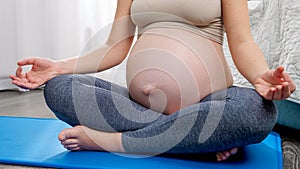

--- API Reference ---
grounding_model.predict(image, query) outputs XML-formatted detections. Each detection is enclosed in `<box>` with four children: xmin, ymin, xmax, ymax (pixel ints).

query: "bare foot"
<box><xmin>216</xmin><ymin>147</ymin><xmax>238</xmax><ymax>161</ymax></box>
<box><xmin>58</xmin><ymin>126</ymin><xmax>103</xmax><ymax>151</ymax></box>
<box><xmin>58</xmin><ymin>125</ymin><xmax>124</xmax><ymax>152</ymax></box>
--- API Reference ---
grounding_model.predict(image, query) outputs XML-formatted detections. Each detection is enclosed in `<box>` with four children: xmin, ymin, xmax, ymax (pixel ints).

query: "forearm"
<box><xmin>56</xmin><ymin>46</ymin><xmax>109</xmax><ymax>75</ymax></box>
<box><xmin>222</xmin><ymin>0</ymin><xmax>270</xmax><ymax>85</ymax></box>
<box><xmin>230</xmin><ymin>40</ymin><xmax>270</xmax><ymax>85</ymax></box>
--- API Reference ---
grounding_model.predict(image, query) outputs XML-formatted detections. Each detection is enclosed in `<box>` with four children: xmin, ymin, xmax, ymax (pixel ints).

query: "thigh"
<box><xmin>44</xmin><ymin>74</ymin><xmax>165</xmax><ymax>132</ymax></box>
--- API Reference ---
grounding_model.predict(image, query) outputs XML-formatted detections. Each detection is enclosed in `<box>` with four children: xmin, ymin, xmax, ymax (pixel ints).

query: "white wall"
<box><xmin>0</xmin><ymin>0</ymin><xmax>18</xmax><ymax>78</ymax></box>
<box><xmin>0</xmin><ymin>0</ymin><xmax>117</xmax><ymax>90</ymax></box>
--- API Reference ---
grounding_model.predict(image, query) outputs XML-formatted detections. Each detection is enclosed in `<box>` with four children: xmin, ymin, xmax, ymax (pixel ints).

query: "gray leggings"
<box><xmin>44</xmin><ymin>74</ymin><xmax>277</xmax><ymax>154</ymax></box>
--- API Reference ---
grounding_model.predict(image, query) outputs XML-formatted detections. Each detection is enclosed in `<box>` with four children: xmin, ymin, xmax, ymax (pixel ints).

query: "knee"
<box><xmin>45</xmin><ymin>75</ymin><xmax>65</xmax><ymax>91</ymax></box>
<box><xmin>242</xmin><ymin>89</ymin><xmax>278</xmax><ymax>142</ymax></box>
<box><xmin>43</xmin><ymin>75</ymin><xmax>81</xmax><ymax>126</ymax></box>
<box><xmin>44</xmin><ymin>75</ymin><xmax>70</xmax><ymax>98</ymax></box>
<box><xmin>247</xmin><ymin>88</ymin><xmax>278</xmax><ymax>126</ymax></box>
<box><xmin>254</xmin><ymin>99</ymin><xmax>278</xmax><ymax>141</ymax></box>
<box><xmin>43</xmin><ymin>75</ymin><xmax>74</xmax><ymax>112</ymax></box>
<box><xmin>229</xmin><ymin>87</ymin><xmax>278</xmax><ymax>144</ymax></box>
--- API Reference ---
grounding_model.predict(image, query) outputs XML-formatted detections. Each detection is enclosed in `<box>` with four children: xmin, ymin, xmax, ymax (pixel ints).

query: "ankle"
<box><xmin>115</xmin><ymin>133</ymin><xmax>125</xmax><ymax>153</ymax></box>
<box><xmin>97</xmin><ymin>132</ymin><xmax>125</xmax><ymax>153</ymax></box>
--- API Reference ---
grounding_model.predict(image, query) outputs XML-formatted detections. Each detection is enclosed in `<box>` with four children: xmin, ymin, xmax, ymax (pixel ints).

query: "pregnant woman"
<box><xmin>10</xmin><ymin>0</ymin><xmax>295</xmax><ymax>161</ymax></box>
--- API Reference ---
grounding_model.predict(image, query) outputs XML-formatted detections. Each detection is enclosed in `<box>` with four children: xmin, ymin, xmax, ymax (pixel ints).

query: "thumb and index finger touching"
<box><xmin>273</xmin><ymin>66</ymin><xmax>285</xmax><ymax>79</ymax></box>
<box><xmin>10</xmin><ymin>58</ymin><xmax>36</xmax><ymax>79</ymax></box>
<box><xmin>272</xmin><ymin>66</ymin><xmax>296</xmax><ymax>93</ymax></box>
<box><xmin>278</xmin><ymin>66</ymin><xmax>297</xmax><ymax>93</ymax></box>
<box><xmin>273</xmin><ymin>66</ymin><xmax>294</xmax><ymax>83</ymax></box>
<box><xmin>267</xmin><ymin>66</ymin><xmax>288</xmax><ymax>84</ymax></box>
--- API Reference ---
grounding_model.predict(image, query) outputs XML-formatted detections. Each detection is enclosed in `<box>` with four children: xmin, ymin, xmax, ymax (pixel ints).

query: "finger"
<box><xmin>265</xmin><ymin>88</ymin><xmax>275</xmax><ymax>100</ymax></box>
<box><xmin>12</xmin><ymin>80</ymin><xmax>38</xmax><ymax>90</ymax></box>
<box><xmin>282</xmin><ymin>71</ymin><xmax>296</xmax><ymax>93</ymax></box>
<box><xmin>11</xmin><ymin>79</ymin><xmax>29</xmax><ymax>89</ymax></box>
<box><xmin>23</xmin><ymin>81</ymin><xmax>40</xmax><ymax>89</ymax></box>
<box><xmin>273</xmin><ymin>85</ymin><xmax>283</xmax><ymax>100</ymax></box>
<box><xmin>12</xmin><ymin>73</ymin><xmax>28</xmax><ymax>84</ymax></box>
<box><xmin>17</xmin><ymin>58</ymin><xmax>37</xmax><ymax>66</ymax></box>
<box><xmin>15</xmin><ymin>66</ymin><xmax>25</xmax><ymax>78</ymax></box>
<box><xmin>282</xmin><ymin>71</ymin><xmax>294</xmax><ymax>83</ymax></box>
<box><xmin>9</xmin><ymin>74</ymin><xmax>20</xmax><ymax>81</ymax></box>
<box><xmin>281</xmin><ymin>82</ymin><xmax>291</xmax><ymax>99</ymax></box>
<box><xmin>11</xmin><ymin>80</ymin><xmax>29</xmax><ymax>89</ymax></box>
<box><xmin>264</xmin><ymin>69</ymin><xmax>283</xmax><ymax>84</ymax></box>
<box><xmin>25</xmin><ymin>72</ymin><xmax>32</xmax><ymax>83</ymax></box>
<box><xmin>273</xmin><ymin>66</ymin><xmax>285</xmax><ymax>78</ymax></box>
<box><xmin>10</xmin><ymin>74</ymin><xmax>27</xmax><ymax>83</ymax></box>
<box><xmin>11</xmin><ymin>80</ymin><xmax>21</xmax><ymax>86</ymax></box>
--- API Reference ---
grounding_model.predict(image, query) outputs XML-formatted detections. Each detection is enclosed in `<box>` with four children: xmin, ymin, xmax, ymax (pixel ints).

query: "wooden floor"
<box><xmin>0</xmin><ymin>90</ymin><xmax>299</xmax><ymax>169</ymax></box>
<box><xmin>0</xmin><ymin>89</ymin><xmax>55</xmax><ymax>118</ymax></box>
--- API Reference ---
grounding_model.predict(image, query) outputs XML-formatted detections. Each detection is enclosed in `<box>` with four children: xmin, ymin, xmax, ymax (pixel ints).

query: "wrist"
<box><xmin>252</xmin><ymin>69</ymin><xmax>270</xmax><ymax>84</ymax></box>
<box><xmin>55</xmin><ymin>60</ymin><xmax>70</xmax><ymax>75</ymax></box>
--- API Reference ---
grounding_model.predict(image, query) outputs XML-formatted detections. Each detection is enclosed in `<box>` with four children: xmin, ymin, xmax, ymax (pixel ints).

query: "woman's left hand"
<box><xmin>254</xmin><ymin>66</ymin><xmax>296</xmax><ymax>100</ymax></box>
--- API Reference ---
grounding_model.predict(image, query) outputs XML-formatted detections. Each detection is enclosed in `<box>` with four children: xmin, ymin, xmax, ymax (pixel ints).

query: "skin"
<box><xmin>127</xmin><ymin>28</ymin><xmax>233</xmax><ymax>115</ymax></box>
<box><xmin>10</xmin><ymin>0</ymin><xmax>296</xmax><ymax>161</ymax></box>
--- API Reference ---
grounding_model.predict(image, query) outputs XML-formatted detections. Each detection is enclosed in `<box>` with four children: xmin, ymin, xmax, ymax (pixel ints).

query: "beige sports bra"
<box><xmin>130</xmin><ymin>0</ymin><xmax>224</xmax><ymax>44</ymax></box>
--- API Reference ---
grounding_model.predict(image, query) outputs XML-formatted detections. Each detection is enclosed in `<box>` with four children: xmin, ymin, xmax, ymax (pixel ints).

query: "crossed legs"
<box><xmin>44</xmin><ymin>75</ymin><xmax>277</xmax><ymax>161</ymax></box>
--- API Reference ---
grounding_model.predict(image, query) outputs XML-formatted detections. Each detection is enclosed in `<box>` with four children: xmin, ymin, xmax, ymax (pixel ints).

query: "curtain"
<box><xmin>0</xmin><ymin>0</ymin><xmax>117</xmax><ymax>90</ymax></box>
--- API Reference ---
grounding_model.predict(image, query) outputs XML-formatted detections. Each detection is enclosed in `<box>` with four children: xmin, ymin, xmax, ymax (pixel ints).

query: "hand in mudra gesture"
<box><xmin>10</xmin><ymin>58</ymin><xmax>61</xmax><ymax>89</ymax></box>
<box><xmin>254</xmin><ymin>66</ymin><xmax>296</xmax><ymax>100</ymax></box>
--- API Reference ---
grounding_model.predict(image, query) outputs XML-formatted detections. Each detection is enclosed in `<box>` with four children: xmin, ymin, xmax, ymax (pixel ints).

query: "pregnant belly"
<box><xmin>126</xmin><ymin>28</ymin><xmax>233</xmax><ymax>115</ymax></box>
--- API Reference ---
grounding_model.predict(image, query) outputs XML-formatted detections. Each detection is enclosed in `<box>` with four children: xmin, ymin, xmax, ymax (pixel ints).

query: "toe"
<box><xmin>58</xmin><ymin>128</ymin><xmax>70</xmax><ymax>142</ymax></box>
<box><xmin>230</xmin><ymin>147</ymin><xmax>238</xmax><ymax>155</ymax></box>
<box><xmin>216</xmin><ymin>152</ymin><xmax>224</xmax><ymax>161</ymax></box>
<box><xmin>62</xmin><ymin>138</ymin><xmax>79</xmax><ymax>146</ymax></box>
<box><xmin>224</xmin><ymin>151</ymin><xmax>231</xmax><ymax>158</ymax></box>
<box><xmin>221</xmin><ymin>152</ymin><xmax>228</xmax><ymax>160</ymax></box>
<box><xmin>70</xmin><ymin>147</ymin><xmax>82</xmax><ymax>151</ymax></box>
<box><xmin>64</xmin><ymin>144</ymin><xmax>79</xmax><ymax>149</ymax></box>
<box><xmin>65</xmin><ymin>144</ymin><xmax>82</xmax><ymax>151</ymax></box>
<box><xmin>216</xmin><ymin>148</ymin><xmax>239</xmax><ymax>161</ymax></box>
<box><xmin>59</xmin><ymin>126</ymin><xmax>82</xmax><ymax>142</ymax></box>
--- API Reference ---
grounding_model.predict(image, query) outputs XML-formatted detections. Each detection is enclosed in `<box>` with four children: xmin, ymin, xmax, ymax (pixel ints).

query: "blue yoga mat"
<box><xmin>0</xmin><ymin>116</ymin><xmax>282</xmax><ymax>169</ymax></box>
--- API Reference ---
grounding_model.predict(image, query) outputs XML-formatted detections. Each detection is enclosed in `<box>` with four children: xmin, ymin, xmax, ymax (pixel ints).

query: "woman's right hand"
<box><xmin>9</xmin><ymin>58</ymin><xmax>62</xmax><ymax>89</ymax></box>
